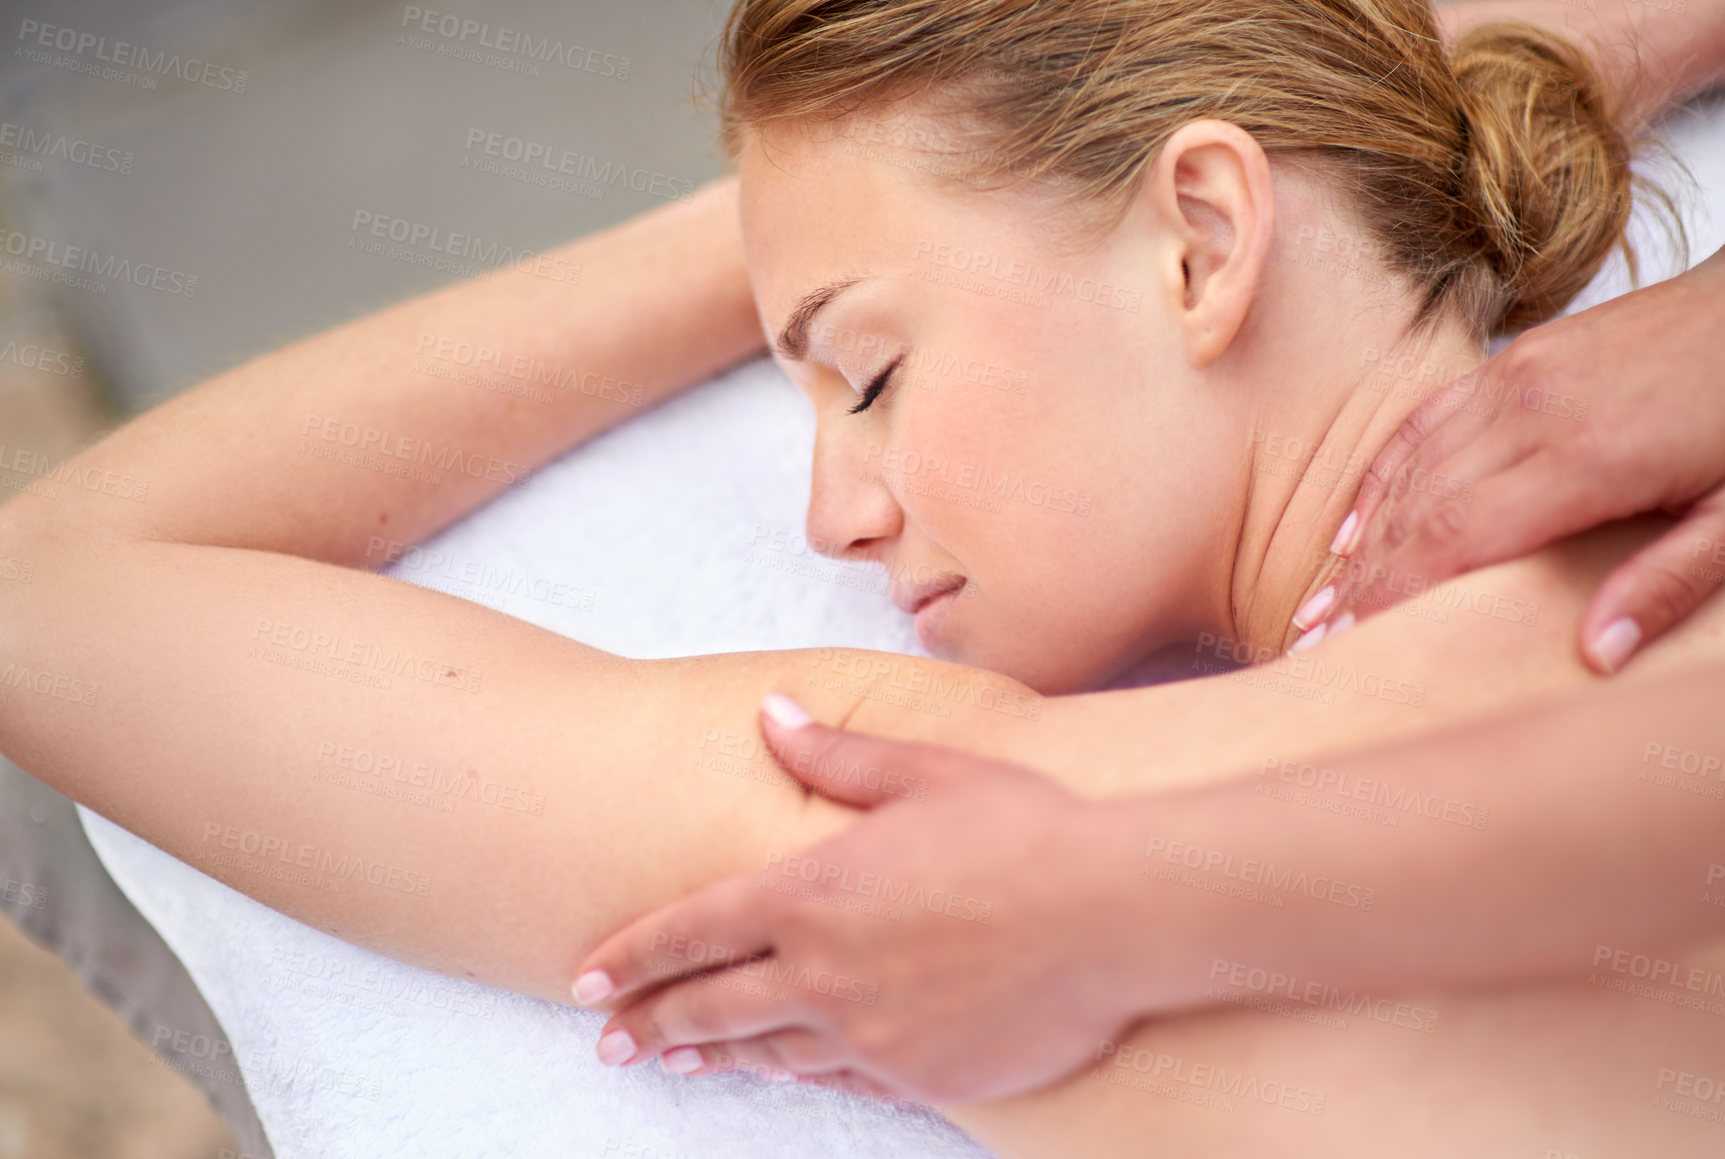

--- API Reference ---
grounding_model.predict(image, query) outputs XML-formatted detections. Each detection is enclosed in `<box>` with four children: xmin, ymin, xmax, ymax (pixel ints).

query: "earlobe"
<box><xmin>1144</xmin><ymin>119</ymin><xmax>1276</xmax><ymax>367</ymax></box>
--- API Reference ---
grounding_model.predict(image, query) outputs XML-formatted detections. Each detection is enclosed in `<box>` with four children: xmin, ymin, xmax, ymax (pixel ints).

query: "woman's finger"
<box><xmin>595</xmin><ymin>965</ymin><xmax>804</xmax><ymax>1067</ymax></box>
<box><xmin>574</xmin><ymin>873</ymin><xmax>776</xmax><ymax>1007</ymax></box>
<box><xmin>1579</xmin><ymin>484</ymin><xmax>1725</xmax><ymax>674</ymax></box>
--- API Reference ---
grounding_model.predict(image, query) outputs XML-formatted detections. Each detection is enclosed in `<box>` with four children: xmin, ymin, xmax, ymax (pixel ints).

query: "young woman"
<box><xmin>2</xmin><ymin>0</ymin><xmax>1722</xmax><ymax>1153</ymax></box>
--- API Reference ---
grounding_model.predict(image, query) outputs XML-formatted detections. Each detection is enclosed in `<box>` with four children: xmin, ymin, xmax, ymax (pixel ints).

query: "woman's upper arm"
<box><xmin>0</xmin><ymin>502</ymin><xmax>869</xmax><ymax>1002</ymax></box>
<box><xmin>0</xmin><ymin>487</ymin><xmax>1060</xmax><ymax>1005</ymax></box>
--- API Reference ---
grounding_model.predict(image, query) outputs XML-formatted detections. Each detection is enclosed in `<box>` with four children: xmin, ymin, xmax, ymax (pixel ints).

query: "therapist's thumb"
<box><xmin>758</xmin><ymin>693</ymin><xmax>978</xmax><ymax>808</ymax></box>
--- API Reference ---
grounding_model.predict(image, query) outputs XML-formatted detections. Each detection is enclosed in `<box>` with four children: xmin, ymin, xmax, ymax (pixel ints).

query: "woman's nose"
<box><xmin>806</xmin><ymin>428</ymin><xmax>902</xmax><ymax>561</ymax></box>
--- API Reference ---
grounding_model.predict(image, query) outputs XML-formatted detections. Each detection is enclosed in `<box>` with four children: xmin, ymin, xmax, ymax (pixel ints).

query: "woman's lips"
<box><xmin>910</xmin><ymin>589</ymin><xmax>966</xmax><ymax>651</ymax></box>
<box><xmin>912</xmin><ymin>579</ymin><xmax>965</xmax><ymax>652</ymax></box>
<box><xmin>890</xmin><ymin>573</ymin><xmax>966</xmax><ymax>615</ymax></box>
<box><xmin>889</xmin><ymin>573</ymin><xmax>968</xmax><ymax>652</ymax></box>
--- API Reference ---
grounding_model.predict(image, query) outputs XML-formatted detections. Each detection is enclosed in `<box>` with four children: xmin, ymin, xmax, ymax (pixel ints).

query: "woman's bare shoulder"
<box><xmin>1222</xmin><ymin>513</ymin><xmax>1723</xmax><ymax>752</ymax></box>
<box><xmin>1371</xmin><ymin>514</ymin><xmax>1725</xmax><ymax>692</ymax></box>
<box><xmin>825</xmin><ymin>518</ymin><xmax>1724</xmax><ymax>800</ymax></box>
<box><xmin>982</xmin><ymin>516</ymin><xmax>1722</xmax><ymax>798</ymax></box>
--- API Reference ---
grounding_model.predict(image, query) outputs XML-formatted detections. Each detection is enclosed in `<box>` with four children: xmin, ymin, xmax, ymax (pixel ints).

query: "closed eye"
<box><xmin>848</xmin><ymin>354</ymin><xmax>904</xmax><ymax>415</ymax></box>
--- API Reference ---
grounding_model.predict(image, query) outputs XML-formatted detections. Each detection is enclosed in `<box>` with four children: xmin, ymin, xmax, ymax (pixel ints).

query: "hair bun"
<box><xmin>719</xmin><ymin>1</ymin><xmax>1666</xmax><ymax>336</ymax></box>
<box><xmin>1448</xmin><ymin>21</ymin><xmax>1634</xmax><ymax>330</ymax></box>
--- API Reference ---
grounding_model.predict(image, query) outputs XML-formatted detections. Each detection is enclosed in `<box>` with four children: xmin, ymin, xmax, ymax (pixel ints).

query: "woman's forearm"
<box><xmin>33</xmin><ymin>175</ymin><xmax>763</xmax><ymax>568</ymax></box>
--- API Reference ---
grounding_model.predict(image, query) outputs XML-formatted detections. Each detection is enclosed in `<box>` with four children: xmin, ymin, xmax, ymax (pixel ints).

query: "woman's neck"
<box><xmin>1220</xmin><ymin>188</ymin><xmax>1488</xmax><ymax>658</ymax></box>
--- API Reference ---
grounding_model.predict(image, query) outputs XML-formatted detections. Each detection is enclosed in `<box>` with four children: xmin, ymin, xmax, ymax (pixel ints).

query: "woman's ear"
<box><xmin>1142</xmin><ymin>119</ymin><xmax>1275</xmax><ymax>367</ymax></box>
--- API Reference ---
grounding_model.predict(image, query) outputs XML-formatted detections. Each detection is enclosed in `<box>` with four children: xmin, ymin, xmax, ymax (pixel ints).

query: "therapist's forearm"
<box><xmin>1119</xmin><ymin>660</ymin><xmax>1725</xmax><ymax>1014</ymax></box>
<box><xmin>22</xmin><ymin>176</ymin><xmax>761</xmax><ymax>566</ymax></box>
<box><xmin>1441</xmin><ymin>0</ymin><xmax>1725</xmax><ymax>128</ymax></box>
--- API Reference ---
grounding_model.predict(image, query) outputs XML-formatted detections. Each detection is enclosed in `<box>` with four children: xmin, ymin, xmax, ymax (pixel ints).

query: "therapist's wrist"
<box><xmin>1677</xmin><ymin>0</ymin><xmax>1725</xmax><ymax>95</ymax></box>
<box><xmin>1438</xmin><ymin>0</ymin><xmax>1725</xmax><ymax>128</ymax></box>
<box><xmin>1694</xmin><ymin>241</ymin><xmax>1725</xmax><ymax>284</ymax></box>
<box><xmin>1080</xmin><ymin>789</ymin><xmax>1273</xmax><ymax>1019</ymax></box>
<box><xmin>1627</xmin><ymin>0</ymin><xmax>1725</xmax><ymax>118</ymax></box>
<box><xmin>1106</xmin><ymin>768</ymin><xmax>1435</xmax><ymax>1019</ymax></box>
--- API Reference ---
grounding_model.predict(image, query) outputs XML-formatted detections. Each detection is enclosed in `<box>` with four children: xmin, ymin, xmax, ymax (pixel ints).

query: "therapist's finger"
<box><xmin>759</xmin><ymin>692</ymin><xmax>980</xmax><ymax>807</ymax></box>
<box><xmin>574</xmin><ymin>873</ymin><xmax>777</xmax><ymax>1007</ymax></box>
<box><xmin>1579</xmin><ymin>484</ymin><xmax>1725</xmax><ymax>674</ymax></box>
<box><xmin>1316</xmin><ymin>452</ymin><xmax>1591</xmax><ymax>641</ymax></box>
<box><xmin>798</xmin><ymin>1068</ymin><xmax>900</xmax><ymax>1102</ymax></box>
<box><xmin>596</xmin><ymin>967</ymin><xmax>805</xmax><ymax>1067</ymax></box>
<box><xmin>1337</xmin><ymin>366</ymin><xmax>1505</xmax><ymax>558</ymax></box>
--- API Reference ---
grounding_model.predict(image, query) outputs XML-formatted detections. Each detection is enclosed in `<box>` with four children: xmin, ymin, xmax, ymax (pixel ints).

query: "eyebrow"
<box><xmin>773</xmin><ymin>276</ymin><xmax>868</xmax><ymax>361</ymax></box>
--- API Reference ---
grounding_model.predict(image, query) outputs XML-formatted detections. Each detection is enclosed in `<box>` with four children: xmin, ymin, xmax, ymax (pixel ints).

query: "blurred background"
<box><xmin>0</xmin><ymin>0</ymin><xmax>1720</xmax><ymax>1156</ymax></box>
<box><xmin>0</xmin><ymin>1</ymin><xmax>728</xmax><ymax>1154</ymax></box>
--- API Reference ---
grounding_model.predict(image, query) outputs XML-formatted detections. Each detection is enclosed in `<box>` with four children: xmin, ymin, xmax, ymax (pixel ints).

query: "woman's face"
<box><xmin>739</xmin><ymin>115</ymin><xmax>1246</xmax><ymax>694</ymax></box>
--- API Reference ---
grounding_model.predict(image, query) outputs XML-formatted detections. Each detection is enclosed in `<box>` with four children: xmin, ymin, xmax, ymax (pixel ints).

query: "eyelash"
<box><xmin>848</xmin><ymin>355</ymin><xmax>903</xmax><ymax>415</ymax></box>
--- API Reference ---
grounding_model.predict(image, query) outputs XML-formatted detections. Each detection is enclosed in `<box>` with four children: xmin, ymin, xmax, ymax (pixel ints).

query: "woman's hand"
<box><xmin>1312</xmin><ymin>245</ymin><xmax>1725</xmax><ymax>673</ymax></box>
<box><xmin>571</xmin><ymin>695</ymin><xmax>1153</xmax><ymax>1105</ymax></box>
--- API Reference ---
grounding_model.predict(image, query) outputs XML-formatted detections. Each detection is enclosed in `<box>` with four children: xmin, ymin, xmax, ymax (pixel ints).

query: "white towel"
<box><xmin>80</xmin><ymin>94</ymin><xmax>1725</xmax><ymax>1159</ymax></box>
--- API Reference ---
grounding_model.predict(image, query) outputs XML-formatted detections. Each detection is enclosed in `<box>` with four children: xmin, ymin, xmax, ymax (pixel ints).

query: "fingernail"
<box><xmin>761</xmin><ymin>692</ymin><xmax>813</xmax><ymax>729</ymax></box>
<box><xmin>1289</xmin><ymin>623</ymin><xmax>1327</xmax><ymax>653</ymax></box>
<box><xmin>596</xmin><ymin>1030</ymin><xmax>637</xmax><ymax>1067</ymax></box>
<box><xmin>572</xmin><ymin>971</ymin><xmax>613</xmax><ymax>1005</ymax></box>
<box><xmin>1590</xmin><ymin>617</ymin><xmax>1642</xmax><ymax>674</ymax></box>
<box><xmin>1291</xmin><ymin>586</ymin><xmax>1336</xmax><ymax>631</ymax></box>
<box><xmin>1325</xmin><ymin>611</ymin><xmax>1355</xmax><ymax>640</ymax></box>
<box><xmin>661</xmin><ymin>1047</ymin><xmax>704</xmax><ymax>1075</ymax></box>
<box><xmin>1330</xmin><ymin>511</ymin><xmax>1361</xmax><ymax>557</ymax></box>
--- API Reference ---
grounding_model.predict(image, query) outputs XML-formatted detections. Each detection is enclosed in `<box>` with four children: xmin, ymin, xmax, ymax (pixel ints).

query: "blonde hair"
<box><xmin>718</xmin><ymin>0</ymin><xmax>1666</xmax><ymax>334</ymax></box>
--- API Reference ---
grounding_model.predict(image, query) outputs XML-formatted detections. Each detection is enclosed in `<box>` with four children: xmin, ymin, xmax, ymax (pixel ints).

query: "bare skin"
<box><xmin>4</xmin><ymin>7</ymin><xmax>1725</xmax><ymax>1146</ymax></box>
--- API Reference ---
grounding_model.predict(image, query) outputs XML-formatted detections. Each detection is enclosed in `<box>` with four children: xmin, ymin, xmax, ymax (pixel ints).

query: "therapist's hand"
<box><xmin>1311</xmin><ymin>245</ymin><xmax>1725</xmax><ymax>674</ymax></box>
<box><xmin>571</xmin><ymin>695</ymin><xmax>1153</xmax><ymax>1104</ymax></box>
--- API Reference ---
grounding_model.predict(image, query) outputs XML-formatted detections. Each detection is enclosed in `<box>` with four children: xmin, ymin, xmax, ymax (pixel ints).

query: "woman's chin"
<box><xmin>915</xmin><ymin>596</ymin><xmax>1118</xmax><ymax>695</ymax></box>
